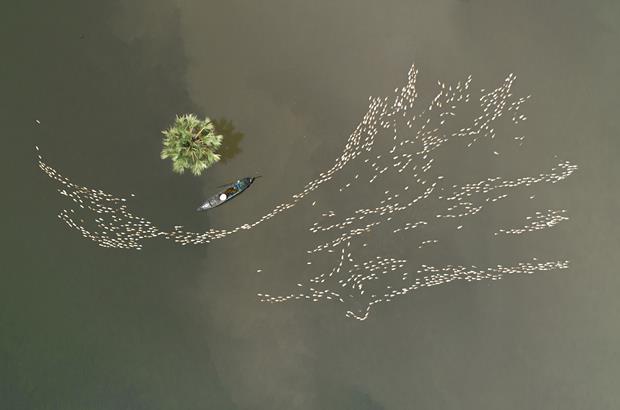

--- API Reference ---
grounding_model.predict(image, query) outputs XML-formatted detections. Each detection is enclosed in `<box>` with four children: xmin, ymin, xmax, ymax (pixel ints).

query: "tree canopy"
<box><xmin>161</xmin><ymin>114</ymin><xmax>223</xmax><ymax>176</ymax></box>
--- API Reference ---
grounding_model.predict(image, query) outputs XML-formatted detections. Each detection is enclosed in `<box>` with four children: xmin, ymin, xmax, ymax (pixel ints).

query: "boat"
<box><xmin>196</xmin><ymin>176</ymin><xmax>261</xmax><ymax>211</ymax></box>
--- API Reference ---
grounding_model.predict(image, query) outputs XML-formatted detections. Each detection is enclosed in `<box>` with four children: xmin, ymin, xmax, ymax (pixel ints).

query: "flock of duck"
<box><xmin>36</xmin><ymin>63</ymin><xmax>577</xmax><ymax>320</ymax></box>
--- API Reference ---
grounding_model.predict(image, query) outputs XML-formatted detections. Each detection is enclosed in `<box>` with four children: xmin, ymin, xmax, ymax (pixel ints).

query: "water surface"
<box><xmin>3</xmin><ymin>1</ymin><xmax>620</xmax><ymax>409</ymax></box>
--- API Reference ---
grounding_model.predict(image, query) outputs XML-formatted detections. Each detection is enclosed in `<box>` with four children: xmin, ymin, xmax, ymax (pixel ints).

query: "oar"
<box><xmin>216</xmin><ymin>176</ymin><xmax>261</xmax><ymax>188</ymax></box>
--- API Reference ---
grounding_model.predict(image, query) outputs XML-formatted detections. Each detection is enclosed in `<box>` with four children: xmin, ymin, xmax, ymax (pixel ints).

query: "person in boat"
<box><xmin>220</xmin><ymin>185</ymin><xmax>239</xmax><ymax>201</ymax></box>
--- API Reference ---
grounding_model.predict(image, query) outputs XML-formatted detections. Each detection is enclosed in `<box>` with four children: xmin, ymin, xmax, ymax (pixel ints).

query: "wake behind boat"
<box><xmin>197</xmin><ymin>176</ymin><xmax>260</xmax><ymax>211</ymax></box>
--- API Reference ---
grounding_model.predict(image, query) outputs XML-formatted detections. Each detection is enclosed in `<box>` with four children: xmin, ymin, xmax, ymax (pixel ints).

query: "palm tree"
<box><xmin>161</xmin><ymin>114</ymin><xmax>223</xmax><ymax>176</ymax></box>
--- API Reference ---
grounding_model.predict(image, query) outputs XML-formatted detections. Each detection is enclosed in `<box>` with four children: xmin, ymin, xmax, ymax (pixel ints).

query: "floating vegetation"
<box><xmin>161</xmin><ymin>113</ymin><xmax>223</xmax><ymax>176</ymax></box>
<box><xmin>36</xmin><ymin>63</ymin><xmax>577</xmax><ymax>320</ymax></box>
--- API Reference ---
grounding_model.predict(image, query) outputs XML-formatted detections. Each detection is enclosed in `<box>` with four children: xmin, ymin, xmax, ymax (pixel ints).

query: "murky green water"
<box><xmin>3</xmin><ymin>1</ymin><xmax>620</xmax><ymax>409</ymax></box>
